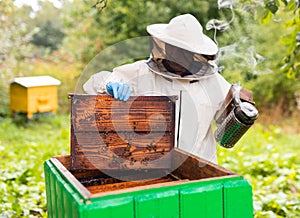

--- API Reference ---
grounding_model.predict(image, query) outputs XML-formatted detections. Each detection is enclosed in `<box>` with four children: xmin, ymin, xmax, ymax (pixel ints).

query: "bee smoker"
<box><xmin>214</xmin><ymin>84</ymin><xmax>259</xmax><ymax>148</ymax></box>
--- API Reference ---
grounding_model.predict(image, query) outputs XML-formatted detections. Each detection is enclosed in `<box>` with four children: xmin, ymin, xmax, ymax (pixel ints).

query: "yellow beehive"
<box><xmin>10</xmin><ymin>75</ymin><xmax>61</xmax><ymax>119</ymax></box>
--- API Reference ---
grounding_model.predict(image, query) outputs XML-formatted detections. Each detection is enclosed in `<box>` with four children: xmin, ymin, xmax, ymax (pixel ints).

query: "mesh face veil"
<box><xmin>147</xmin><ymin>36</ymin><xmax>218</xmax><ymax>80</ymax></box>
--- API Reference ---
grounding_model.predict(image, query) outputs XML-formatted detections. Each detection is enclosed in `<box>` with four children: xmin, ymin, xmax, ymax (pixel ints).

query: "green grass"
<box><xmin>0</xmin><ymin>114</ymin><xmax>70</xmax><ymax>217</ymax></box>
<box><xmin>218</xmin><ymin>123</ymin><xmax>300</xmax><ymax>218</ymax></box>
<box><xmin>0</xmin><ymin>114</ymin><xmax>299</xmax><ymax>217</ymax></box>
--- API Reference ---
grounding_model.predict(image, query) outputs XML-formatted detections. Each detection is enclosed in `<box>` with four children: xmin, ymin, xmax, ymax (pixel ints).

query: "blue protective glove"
<box><xmin>106</xmin><ymin>82</ymin><xmax>131</xmax><ymax>101</ymax></box>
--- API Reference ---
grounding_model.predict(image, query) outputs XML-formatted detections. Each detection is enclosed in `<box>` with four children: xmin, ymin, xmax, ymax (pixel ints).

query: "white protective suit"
<box><xmin>83</xmin><ymin>59</ymin><xmax>231</xmax><ymax>163</ymax></box>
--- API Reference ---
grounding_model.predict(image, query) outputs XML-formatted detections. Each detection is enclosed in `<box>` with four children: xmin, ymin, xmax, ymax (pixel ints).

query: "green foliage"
<box><xmin>0</xmin><ymin>115</ymin><xmax>299</xmax><ymax>217</ymax></box>
<box><xmin>3</xmin><ymin>0</ymin><xmax>298</xmax><ymax>115</ymax></box>
<box><xmin>0</xmin><ymin>115</ymin><xmax>70</xmax><ymax>217</ymax></box>
<box><xmin>218</xmin><ymin>124</ymin><xmax>300</xmax><ymax>217</ymax></box>
<box><xmin>31</xmin><ymin>20</ymin><xmax>65</xmax><ymax>51</ymax></box>
<box><xmin>262</xmin><ymin>0</ymin><xmax>300</xmax><ymax>78</ymax></box>
<box><xmin>0</xmin><ymin>2</ymin><xmax>37</xmax><ymax>116</ymax></box>
<box><xmin>62</xmin><ymin>0</ymin><xmax>221</xmax><ymax>63</ymax></box>
<box><xmin>0</xmin><ymin>2</ymin><xmax>35</xmax><ymax>65</ymax></box>
<box><xmin>29</xmin><ymin>1</ymin><xmax>67</xmax><ymax>53</ymax></box>
<box><xmin>217</xmin><ymin>1</ymin><xmax>299</xmax><ymax>114</ymax></box>
<box><xmin>251</xmin><ymin>72</ymin><xmax>299</xmax><ymax>115</ymax></box>
<box><xmin>280</xmin><ymin>17</ymin><xmax>300</xmax><ymax>79</ymax></box>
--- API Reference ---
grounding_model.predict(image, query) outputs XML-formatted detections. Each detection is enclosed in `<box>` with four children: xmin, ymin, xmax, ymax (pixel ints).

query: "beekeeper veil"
<box><xmin>146</xmin><ymin>14</ymin><xmax>219</xmax><ymax>80</ymax></box>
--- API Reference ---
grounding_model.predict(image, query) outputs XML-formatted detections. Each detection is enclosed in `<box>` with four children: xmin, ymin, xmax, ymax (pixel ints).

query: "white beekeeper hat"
<box><xmin>146</xmin><ymin>14</ymin><xmax>218</xmax><ymax>55</ymax></box>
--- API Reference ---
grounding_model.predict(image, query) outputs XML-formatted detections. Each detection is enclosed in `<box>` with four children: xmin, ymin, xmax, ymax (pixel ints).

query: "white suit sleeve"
<box><xmin>83</xmin><ymin>71</ymin><xmax>111</xmax><ymax>94</ymax></box>
<box><xmin>83</xmin><ymin>60</ymin><xmax>146</xmax><ymax>94</ymax></box>
<box><xmin>212</xmin><ymin>73</ymin><xmax>231</xmax><ymax>120</ymax></box>
<box><xmin>215</xmin><ymin>73</ymin><xmax>231</xmax><ymax>97</ymax></box>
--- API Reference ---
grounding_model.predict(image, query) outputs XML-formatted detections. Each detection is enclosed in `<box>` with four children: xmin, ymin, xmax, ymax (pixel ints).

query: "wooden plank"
<box><xmin>49</xmin><ymin>157</ymin><xmax>92</xmax><ymax>199</ymax></box>
<box><xmin>73</xmin><ymin>132</ymin><xmax>171</xmax><ymax>154</ymax></box>
<box><xmin>171</xmin><ymin>149</ymin><xmax>237</xmax><ymax>179</ymax></box>
<box><xmin>71</xmin><ymin>152</ymin><xmax>172</xmax><ymax>170</ymax></box>
<box><xmin>51</xmin><ymin>151</ymin><xmax>238</xmax><ymax>198</ymax></box>
<box><xmin>72</xmin><ymin>108</ymin><xmax>174</xmax><ymax>132</ymax></box>
<box><xmin>69</xmin><ymin>94</ymin><xmax>177</xmax><ymax>108</ymax></box>
<box><xmin>86</xmin><ymin>177</ymin><xmax>174</xmax><ymax>194</ymax></box>
<box><xmin>72</xmin><ymin>120</ymin><xmax>173</xmax><ymax>132</ymax></box>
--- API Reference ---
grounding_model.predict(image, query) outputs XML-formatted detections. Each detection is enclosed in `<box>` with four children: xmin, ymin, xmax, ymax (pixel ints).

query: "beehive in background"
<box><xmin>10</xmin><ymin>75</ymin><xmax>61</xmax><ymax>119</ymax></box>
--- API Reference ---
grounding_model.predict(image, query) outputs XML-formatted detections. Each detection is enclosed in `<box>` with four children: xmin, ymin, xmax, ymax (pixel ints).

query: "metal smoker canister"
<box><xmin>215</xmin><ymin>102</ymin><xmax>258</xmax><ymax>148</ymax></box>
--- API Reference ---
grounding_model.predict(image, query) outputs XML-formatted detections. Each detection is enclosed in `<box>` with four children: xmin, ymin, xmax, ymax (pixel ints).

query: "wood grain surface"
<box><xmin>69</xmin><ymin>94</ymin><xmax>177</xmax><ymax>171</ymax></box>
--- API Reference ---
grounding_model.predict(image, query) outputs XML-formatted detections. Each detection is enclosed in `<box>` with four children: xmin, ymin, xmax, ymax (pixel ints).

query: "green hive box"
<box><xmin>44</xmin><ymin>151</ymin><xmax>253</xmax><ymax>218</ymax></box>
<box><xmin>44</xmin><ymin>95</ymin><xmax>253</xmax><ymax>218</ymax></box>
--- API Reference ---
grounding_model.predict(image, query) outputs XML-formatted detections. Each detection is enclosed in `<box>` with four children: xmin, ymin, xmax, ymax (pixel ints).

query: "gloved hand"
<box><xmin>106</xmin><ymin>82</ymin><xmax>131</xmax><ymax>101</ymax></box>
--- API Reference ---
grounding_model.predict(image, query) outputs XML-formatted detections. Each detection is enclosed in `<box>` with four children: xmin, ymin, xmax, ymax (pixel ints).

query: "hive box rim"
<box><xmin>49</xmin><ymin>148</ymin><xmax>241</xmax><ymax>201</ymax></box>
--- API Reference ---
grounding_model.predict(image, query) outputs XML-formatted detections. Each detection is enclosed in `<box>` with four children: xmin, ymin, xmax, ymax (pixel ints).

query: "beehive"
<box><xmin>45</xmin><ymin>151</ymin><xmax>253</xmax><ymax>218</ymax></box>
<box><xmin>44</xmin><ymin>94</ymin><xmax>253</xmax><ymax>218</ymax></box>
<box><xmin>10</xmin><ymin>75</ymin><xmax>61</xmax><ymax>119</ymax></box>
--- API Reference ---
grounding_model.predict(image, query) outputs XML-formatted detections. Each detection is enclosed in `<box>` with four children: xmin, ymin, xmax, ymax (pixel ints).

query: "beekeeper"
<box><xmin>83</xmin><ymin>14</ymin><xmax>231</xmax><ymax>163</ymax></box>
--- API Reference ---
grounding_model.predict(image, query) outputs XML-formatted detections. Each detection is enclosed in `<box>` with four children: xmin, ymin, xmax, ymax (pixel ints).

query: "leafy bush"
<box><xmin>216</xmin><ymin>3</ymin><xmax>299</xmax><ymax>115</ymax></box>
